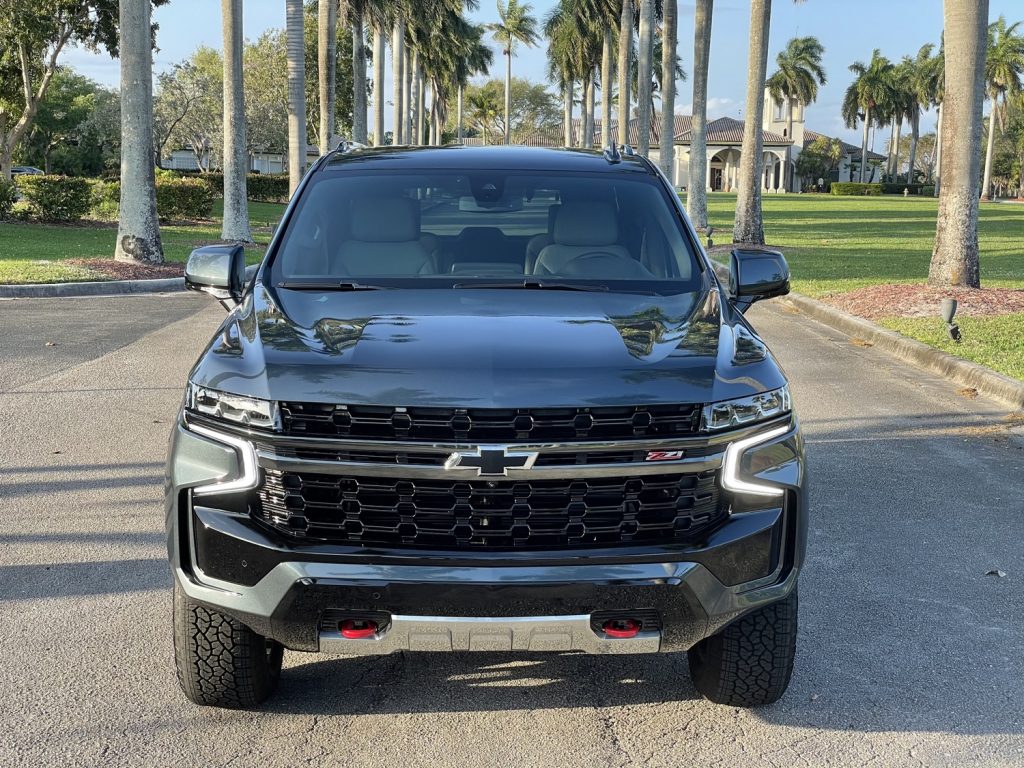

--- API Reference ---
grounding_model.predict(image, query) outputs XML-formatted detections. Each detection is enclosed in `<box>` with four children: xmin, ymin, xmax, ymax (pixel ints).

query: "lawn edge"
<box><xmin>0</xmin><ymin>265</ymin><xmax>258</xmax><ymax>299</ymax></box>
<box><xmin>782</xmin><ymin>292</ymin><xmax>1024</xmax><ymax>409</ymax></box>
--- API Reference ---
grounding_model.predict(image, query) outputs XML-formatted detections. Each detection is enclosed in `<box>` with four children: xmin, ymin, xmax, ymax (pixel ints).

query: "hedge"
<box><xmin>171</xmin><ymin>169</ymin><xmax>289</xmax><ymax>202</ymax></box>
<box><xmin>90</xmin><ymin>179</ymin><xmax>120</xmax><ymax>220</ymax></box>
<box><xmin>880</xmin><ymin>183</ymin><xmax>933</xmax><ymax>195</ymax></box>
<box><xmin>831</xmin><ymin>182</ymin><xmax>883</xmax><ymax>196</ymax></box>
<box><xmin>155</xmin><ymin>175</ymin><xmax>215</xmax><ymax>220</ymax></box>
<box><xmin>0</xmin><ymin>179</ymin><xmax>15</xmax><ymax>219</ymax></box>
<box><xmin>15</xmin><ymin>174</ymin><xmax>93</xmax><ymax>220</ymax></box>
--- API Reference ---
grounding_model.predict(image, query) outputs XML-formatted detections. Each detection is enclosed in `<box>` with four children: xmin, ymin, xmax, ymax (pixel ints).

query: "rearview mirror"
<box><xmin>185</xmin><ymin>245</ymin><xmax>246</xmax><ymax>304</ymax></box>
<box><xmin>729</xmin><ymin>248</ymin><xmax>790</xmax><ymax>312</ymax></box>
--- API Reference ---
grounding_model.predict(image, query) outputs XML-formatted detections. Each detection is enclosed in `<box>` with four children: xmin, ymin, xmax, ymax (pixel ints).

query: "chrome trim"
<box><xmin>318</xmin><ymin>614</ymin><xmax>661</xmax><ymax>655</ymax></box>
<box><xmin>256</xmin><ymin>451</ymin><xmax>721</xmax><ymax>479</ymax></box>
<box><xmin>443</xmin><ymin>444</ymin><xmax>539</xmax><ymax>477</ymax></box>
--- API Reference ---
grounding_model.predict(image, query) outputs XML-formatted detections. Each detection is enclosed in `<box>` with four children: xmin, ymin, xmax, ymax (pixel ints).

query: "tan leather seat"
<box><xmin>533</xmin><ymin>201</ymin><xmax>633</xmax><ymax>276</ymax></box>
<box><xmin>336</xmin><ymin>198</ymin><xmax>436</xmax><ymax>276</ymax></box>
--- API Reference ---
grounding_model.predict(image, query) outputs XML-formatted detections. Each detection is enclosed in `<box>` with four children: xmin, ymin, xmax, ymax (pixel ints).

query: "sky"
<box><xmin>61</xmin><ymin>0</ymin><xmax>1023</xmax><ymax>148</ymax></box>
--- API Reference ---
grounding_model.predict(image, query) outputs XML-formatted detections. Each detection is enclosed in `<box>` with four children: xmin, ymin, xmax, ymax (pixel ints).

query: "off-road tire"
<box><xmin>173</xmin><ymin>582</ymin><xmax>283</xmax><ymax>708</ymax></box>
<box><xmin>688</xmin><ymin>589</ymin><xmax>797</xmax><ymax>707</ymax></box>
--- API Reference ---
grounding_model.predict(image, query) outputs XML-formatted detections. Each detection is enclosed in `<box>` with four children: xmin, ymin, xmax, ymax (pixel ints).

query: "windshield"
<box><xmin>269</xmin><ymin>169</ymin><xmax>703</xmax><ymax>293</ymax></box>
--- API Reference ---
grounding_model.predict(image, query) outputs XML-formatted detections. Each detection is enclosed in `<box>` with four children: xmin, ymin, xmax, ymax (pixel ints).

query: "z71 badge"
<box><xmin>645</xmin><ymin>450</ymin><xmax>685</xmax><ymax>461</ymax></box>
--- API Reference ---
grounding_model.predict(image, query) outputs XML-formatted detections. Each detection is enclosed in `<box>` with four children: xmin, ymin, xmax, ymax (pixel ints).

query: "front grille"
<box><xmin>279</xmin><ymin>403</ymin><xmax>702</xmax><ymax>442</ymax></box>
<box><xmin>256</xmin><ymin>470</ymin><xmax>724</xmax><ymax>550</ymax></box>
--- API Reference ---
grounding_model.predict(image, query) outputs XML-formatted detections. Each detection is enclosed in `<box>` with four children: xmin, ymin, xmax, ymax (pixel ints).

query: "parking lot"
<box><xmin>1</xmin><ymin>293</ymin><xmax>1022</xmax><ymax>767</ymax></box>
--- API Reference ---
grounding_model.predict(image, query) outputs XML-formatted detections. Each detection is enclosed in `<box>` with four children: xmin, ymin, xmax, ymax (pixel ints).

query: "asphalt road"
<box><xmin>1</xmin><ymin>293</ymin><xmax>1022</xmax><ymax>768</ymax></box>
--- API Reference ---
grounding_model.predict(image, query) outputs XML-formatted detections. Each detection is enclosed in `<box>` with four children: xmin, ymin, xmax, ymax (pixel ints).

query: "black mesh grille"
<box><xmin>256</xmin><ymin>470</ymin><xmax>723</xmax><ymax>550</ymax></box>
<box><xmin>279</xmin><ymin>403</ymin><xmax>702</xmax><ymax>442</ymax></box>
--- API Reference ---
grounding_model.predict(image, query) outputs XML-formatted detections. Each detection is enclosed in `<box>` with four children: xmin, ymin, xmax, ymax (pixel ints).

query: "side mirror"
<box><xmin>729</xmin><ymin>248</ymin><xmax>790</xmax><ymax>312</ymax></box>
<box><xmin>185</xmin><ymin>244</ymin><xmax>246</xmax><ymax>304</ymax></box>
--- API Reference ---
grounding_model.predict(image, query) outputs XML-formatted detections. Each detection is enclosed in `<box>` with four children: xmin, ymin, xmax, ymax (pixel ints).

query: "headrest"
<box><xmin>350</xmin><ymin>197</ymin><xmax>420</xmax><ymax>242</ymax></box>
<box><xmin>553</xmin><ymin>201</ymin><xmax>619</xmax><ymax>246</ymax></box>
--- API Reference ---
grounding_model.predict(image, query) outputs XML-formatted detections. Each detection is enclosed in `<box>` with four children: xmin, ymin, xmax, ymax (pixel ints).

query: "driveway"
<box><xmin>1</xmin><ymin>294</ymin><xmax>1021</xmax><ymax>767</ymax></box>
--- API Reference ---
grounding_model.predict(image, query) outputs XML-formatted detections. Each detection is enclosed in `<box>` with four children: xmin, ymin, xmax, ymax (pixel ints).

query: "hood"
<box><xmin>188</xmin><ymin>282</ymin><xmax>787</xmax><ymax>408</ymax></box>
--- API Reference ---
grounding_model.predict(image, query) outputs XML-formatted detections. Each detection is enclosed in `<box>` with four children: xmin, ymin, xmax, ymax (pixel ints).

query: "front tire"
<box><xmin>688</xmin><ymin>589</ymin><xmax>798</xmax><ymax>707</ymax></box>
<box><xmin>173</xmin><ymin>582</ymin><xmax>283</xmax><ymax>708</ymax></box>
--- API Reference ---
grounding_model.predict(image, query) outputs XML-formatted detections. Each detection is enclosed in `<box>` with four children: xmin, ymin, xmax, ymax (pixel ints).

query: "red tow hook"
<box><xmin>340</xmin><ymin>619</ymin><xmax>379</xmax><ymax>639</ymax></box>
<box><xmin>602</xmin><ymin>618</ymin><xmax>642</xmax><ymax>639</ymax></box>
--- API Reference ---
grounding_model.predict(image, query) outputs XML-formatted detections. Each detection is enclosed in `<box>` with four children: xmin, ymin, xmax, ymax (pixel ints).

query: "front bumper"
<box><xmin>166</xmin><ymin>417</ymin><xmax>806</xmax><ymax>654</ymax></box>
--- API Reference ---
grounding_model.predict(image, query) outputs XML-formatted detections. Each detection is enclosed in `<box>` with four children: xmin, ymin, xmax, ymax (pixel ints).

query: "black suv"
<box><xmin>168</xmin><ymin>145</ymin><xmax>805</xmax><ymax>710</ymax></box>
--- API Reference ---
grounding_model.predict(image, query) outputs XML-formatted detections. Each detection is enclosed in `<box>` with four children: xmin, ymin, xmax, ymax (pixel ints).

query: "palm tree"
<box><xmin>904</xmin><ymin>44</ymin><xmax>937</xmax><ymax>185</ymax></box>
<box><xmin>372</xmin><ymin>21</ymin><xmax>386</xmax><ymax>145</ymax></box>
<box><xmin>454</xmin><ymin>24</ymin><xmax>493</xmax><ymax>140</ymax></box>
<box><xmin>544</xmin><ymin>3</ymin><xmax>580</xmax><ymax>146</ymax></box>
<box><xmin>392</xmin><ymin>19</ymin><xmax>406</xmax><ymax>143</ymax></box>
<box><xmin>732</xmin><ymin>0</ymin><xmax>771</xmax><ymax>245</ymax></box>
<box><xmin>687</xmin><ymin>0</ymin><xmax>713</xmax><ymax>230</ymax></box>
<box><xmin>842</xmin><ymin>50</ymin><xmax>894</xmax><ymax>183</ymax></box>
<box><xmin>317</xmin><ymin>0</ymin><xmax>337</xmax><ymax>153</ymax></box>
<box><xmin>350</xmin><ymin>0</ymin><xmax>370</xmax><ymax>144</ymax></box>
<box><xmin>286</xmin><ymin>0</ymin><xmax>306</xmax><ymax>194</ymax></box>
<box><xmin>981</xmin><ymin>16</ymin><xmax>1024</xmax><ymax>200</ymax></box>
<box><xmin>658</xmin><ymin>0</ymin><xmax>678</xmax><ymax>177</ymax></box>
<box><xmin>929</xmin><ymin>0</ymin><xmax>988</xmax><ymax>287</ymax></box>
<box><xmin>766</xmin><ymin>36</ymin><xmax>826</xmax><ymax>191</ymax></box>
<box><xmin>635</xmin><ymin>0</ymin><xmax>654</xmax><ymax>154</ymax></box>
<box><xmin>489</xmin><ymin>0</ymin><xmax>540</xmax><ymax>145</ymax></box>
<box><xmin>115</xmin><ymin>0</ymin><xmax>163</xmax><ymax>263</ymax></box>
<box><xmin>221</xmin><ymin>0</ymin><xmax>251</xmax><ymax>243</ymax></box>
<box><xmin>616</xmin><ymin>0</ymin><xmax>632</xmax><ymax>147</ymax></box>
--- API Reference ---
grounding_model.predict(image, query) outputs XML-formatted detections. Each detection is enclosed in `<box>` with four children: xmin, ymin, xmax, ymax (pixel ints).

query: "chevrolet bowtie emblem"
<box><xmin>443</xmin><ymin>445</ymin><xmax>539</xmax><ymax>477</ymax></box>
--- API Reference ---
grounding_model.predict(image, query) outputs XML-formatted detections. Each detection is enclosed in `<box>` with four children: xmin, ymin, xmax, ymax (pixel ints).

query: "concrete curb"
<box><xmin>0</xmin><ymin>265</ymin><xmax>259</xmax><ymax>300</ymax></box>
<box><xmin>782</xmin><ymin>292</ymin><xmax>1024</xmax><ymax>410</ymax></box>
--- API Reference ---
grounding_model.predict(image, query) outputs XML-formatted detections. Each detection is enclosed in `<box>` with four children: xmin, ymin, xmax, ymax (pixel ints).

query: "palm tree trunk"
<box><xmin>410</xmin><ymin>48</ymin><xmax>421</xmax><ymax>144</ymax></box>
<box><xmin>392</xmin><ymin>21</ymin><xmax>405</xmax><ymax>144</ymax></box>
<box><xmin>636</xmin><ymin>0</ymin><xmax>654</xmax><ymax>155</ymax></box>
<box><xmin>221</xmin><ymin>0</ymin><xmax>251</xmax><ymax>243</ymax></box>
<box><xmin>616</xmin><ymin>0</ymin><xmax>632</xmax><ymax>146</ymax></box>
<box><xmin>687</xmin><ymin>0</ymin><xmax>712</xmax><ymax>229</ymax></box>
<box><xmin>892</xmin><ymin>119</ymin><xmax>902</xmax><ymax>180</ymax></box>
<box><xmin>351</xmin><ymin>5</ymin><xmax>367</xmax><ymax>143</ymax></box>
<box><xmin>457</xmin><ymin>84</ymin><xmax>465</xmax><ymax>142</ymax></box>
<box><xmin>981</xmin><ymin>94</ymin><xmax>997</xmax><ymax>200</ymax></box>
<box><xmin>934</xmin><ymin>104</ymin><xmax>942</xmax><ymax>194</ymax></box>
<box><xmin>785</xmin><ymin>100</ymin><xmax>794</xmax><ymax>190</ymax></box>
<box><xmin>418</xmin><ymin>67</ymin><xmax>426</xmax><ymax>144</ymax></box>
<box><xmin>732</xmin><ymin>0</ymin><xmax>771</xmax><ymax>245</ymax></box>
<box><xmin>403</xmin><ymin>45</ymin><xmax>413</xmax><ymax>142</ymax></box>
<box><xmin>115</xmin><ymin>0</ymin><xmax>163</xmax><ymax>262</ymax></box>
<box><xmin>658</xmin><ymin>0</ymin><xmax>677</xmax><ymax>179</ymax></box>
<box><xmin>907</xmin><ymin>112</ymin><xmax>919</xmax><ymax>184</ymax></box>
<box><xmin>372</xmin><ymin>25</ymin><xmax>385</xmax><ymax>145</ymax></box>
<box><xmin>601</xmin><ymin>28</ymin><xmax>613</xmax><ymax>148</ymax></box>
<box><xmin>503</xmin><ymin>51</ymin><xmax>512</xmax><ymax>144</ymax></box>
<box><xmin>563</xmin><ymin>79</ymin><xmax>573</xmax><ymax>147</ymax></box>
<box><xmin>584</xmin><ymin>72</ymin><xmax>595</xmax><ymax>149</ymax></box>
<box><xmin>318</xmin><ymin>0</ymin><xmax>337</xmax><ymax>153</ymax></box>
<box><xmin>285</xmin><ymin>0</ymin><xmax>307</xmax><ymax>194</ymax></box>
<box><xmin>860</xmin><ymin>107</ymin><xmax>870</xmax><ymax>183</ymax></box>
<box><xmin>928</xmin><ymin>0</ymin><xmax>987</xmax><ymax>288</ymax></box>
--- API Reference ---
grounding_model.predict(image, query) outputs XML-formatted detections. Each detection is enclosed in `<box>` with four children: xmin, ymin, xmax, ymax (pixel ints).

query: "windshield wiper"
<box><xmin>277</xmin><ymin>281</ymin><xmax>388</xmax><ymax>291</ymax></box>
<box><xmin>454</xmin><ymin>280</ymin><xmax>609</xmax><ymax>292</ymax></box>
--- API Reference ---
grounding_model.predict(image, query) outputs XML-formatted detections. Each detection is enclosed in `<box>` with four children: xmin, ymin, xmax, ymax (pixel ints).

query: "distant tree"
<box><xmin>23</xmin><ymin>68</ymin><xmax>96</xmax><ymax>173</ymax></box>
<box><xmin>0</xmin><ymin>0</ymin><xmax>168</xmax><ymax>180</ymax></box>
<box><xmin>843</xmin><ymin>50</ymin><xmax>894</xmax><ymax>183</ymax></box>
<box><xmin>766</xmin><ymin>36</ymin><xmax>826</xmax><ymax>190</ymax></box>
<box><xmin>980</xmin><ymin>16</ymin><xmax>1024</xmax><ymax>200</ymax></box>
<box><xmin>794</xmin><ymin>134</ymin><xmax>842</xmax><ymax>189</ymax></box>
<box><xmin>465</xmin><ymin>78</ymin><xmax>558</xmax><ymax>142</ymax></box>
<box><xmin>489</xmin><ymin>0</ymin><xmax>540</xmax><ymax>144</ymax></box>
<box><xmin>154</xmin><ymin>50</ymin><xmax>223</xmax><ymax>171</ymax></box>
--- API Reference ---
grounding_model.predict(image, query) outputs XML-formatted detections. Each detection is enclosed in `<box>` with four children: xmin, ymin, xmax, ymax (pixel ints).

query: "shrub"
<box><xmin>0</xmin><ymin>178</ymin><xmax>15</xmax><ymax>219</ymax></box>
<box><xmin>880</xmin><ymin>183</ymin><xmax>933</xmax><ymax>195</ymax></box>
<box><xmin>10</xmin><ymin>201</ymin><xmax>33</xmax><ymax>221</ymax></box>
<box><xmin>245</xmin><ymin>173</ymin><xmax>289</xmax><ymax>202</ymax></box>
<box><xmin>831</xmin><ymin>182</ymin><xmax>883</xmax><ymax>197</ymax></box>
<box><xmin>14</xmin><ymin>175</ymin><xmax>93</xmax><ymax>221</ymax></box>
<box><xmin>155</xmin><ymin>175</ymin><xmax>215</xmax><ymax>220</ymax></box>
<box><xmin>920</xmin><ymin>185</ymin><xmax>936</xmax><ymax>197</ymax></box>
<box><xmin>90</xmin><ymin>179</ymin><xmax>120</xmax><ymax>220</ymax></box>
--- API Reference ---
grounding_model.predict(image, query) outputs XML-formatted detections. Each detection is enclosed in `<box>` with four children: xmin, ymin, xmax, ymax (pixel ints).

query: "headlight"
<box><xmin>721</xmin><ymin>424</ymin><xmax>792</xmax><ymax>497</ymax></box>
<box><xmin>186</xmin><ymin>383</ymin><xmax>280</xmax><ymax>430</ymax></box>
<box><xmin>701</xmin><ymin>386</ymin><xmax>791</xmax><ymax>432</ymax></box>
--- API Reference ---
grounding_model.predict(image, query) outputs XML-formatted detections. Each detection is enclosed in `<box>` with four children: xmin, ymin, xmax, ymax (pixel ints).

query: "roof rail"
<box><xmin>602</xmin><ymin>144</ymin><xmax>621</xmax><ymax>164</ymax></box>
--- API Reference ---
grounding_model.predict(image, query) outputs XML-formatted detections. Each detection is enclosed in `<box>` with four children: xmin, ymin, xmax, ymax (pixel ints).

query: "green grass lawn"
<box><xmin>0</xmin><ymin>199</ymin><xmax>285</xmax><ymax>284</ymax></box>
<box><xmin>686</xmin><ymin>193</ymin><xmax>1024</xmax><ymax>297</ymax></box>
